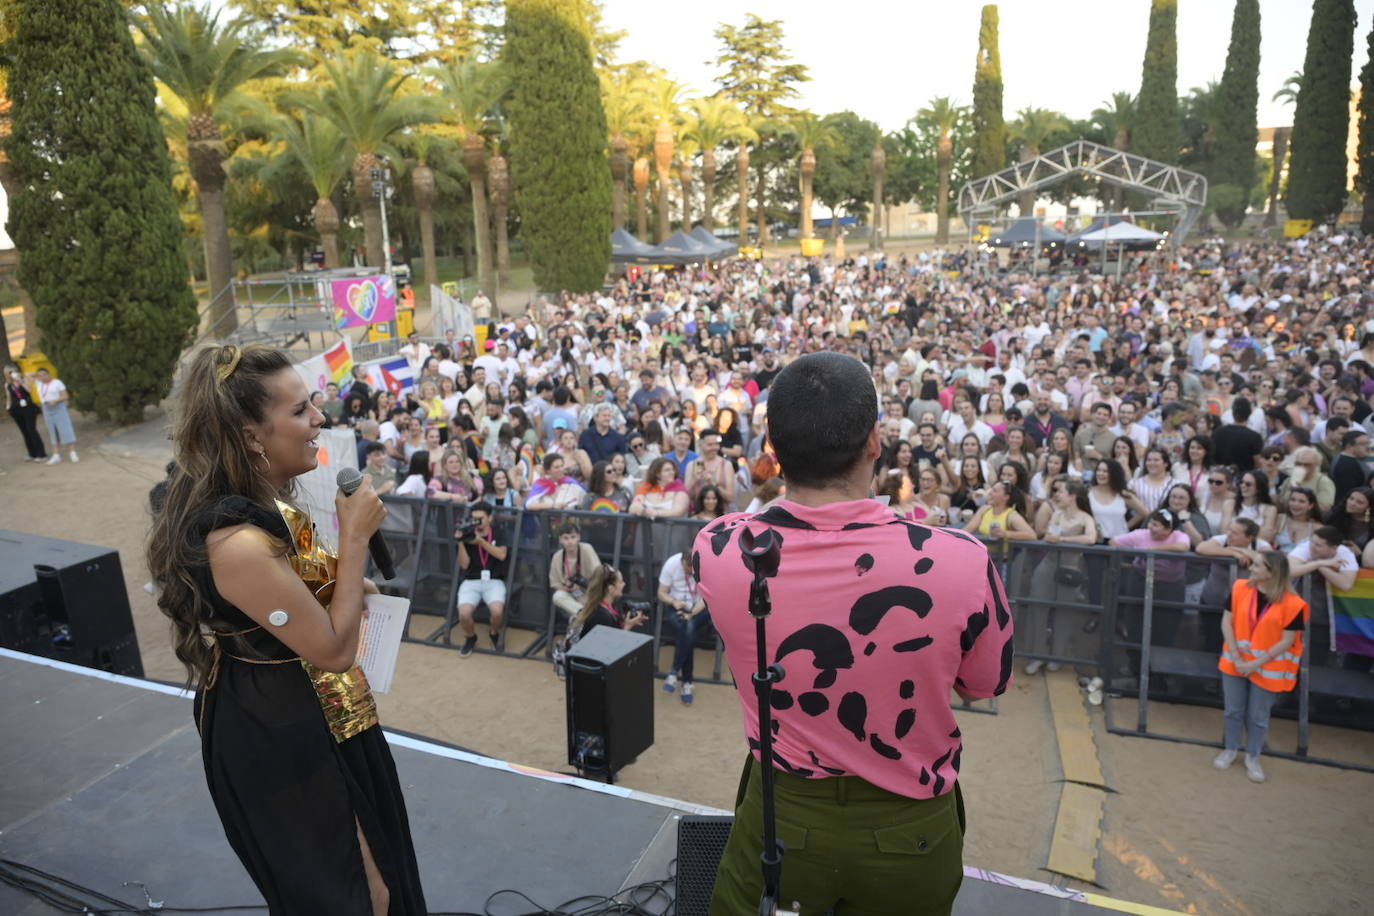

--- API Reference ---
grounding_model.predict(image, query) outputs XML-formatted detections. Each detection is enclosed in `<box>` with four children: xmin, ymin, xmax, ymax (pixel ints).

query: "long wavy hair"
<box><xmin>146</xmin><ymin>345</ymin><xmax>295</xmax><ymax>688</ymax></box>
<box><xmin>574</xmin><ymin>564</ymin><xmax>620</xmax><ymax>631</ymax></box>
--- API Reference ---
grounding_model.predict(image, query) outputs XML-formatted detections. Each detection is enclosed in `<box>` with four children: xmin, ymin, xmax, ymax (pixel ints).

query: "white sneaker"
<box><xmin>662</xmin><ymin>673</ymin><xmax>677</xmax><ymax>693</ymax></box>
<box><xmin>69</xmin><ymin>451</ymin><xmax>79</xmax><ymax>463</ymax></box>
<box><xmin>1024</xmin><ymin>659</ymin><xmax>1044</xmax><ymax>675</ymax></box>
<box><xmin>1244</xmin><ymin>755</ymin><xmax>1265</xmax><ymax>783</ymax></box>
<box><xmin>1046</xmin><ymin>661</ymin><xmax>1062</xmax><ymax>672</ymax></box>
<box><xmin>681</xmin><ymin>682</ymin><xmax>694</xmax><ymax>705</ymax></box>
<box><xmin>46</xmin><ymin>454</ymin><xmax>61</xmax><ymax>465</ymax></box>
<box><xmin>1213</xmin><ymin>749</ymin><xmax>1238</xmax><ymax>770</ymax></box>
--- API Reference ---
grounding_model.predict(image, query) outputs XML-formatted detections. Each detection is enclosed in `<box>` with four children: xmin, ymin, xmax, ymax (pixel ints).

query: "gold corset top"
<box><xmin>276</xmin><ymin>500</ymin><xmax>379</xmax><ymax>743</ymax></box>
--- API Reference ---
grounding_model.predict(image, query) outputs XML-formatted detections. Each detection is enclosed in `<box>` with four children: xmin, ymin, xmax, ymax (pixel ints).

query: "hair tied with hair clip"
<box><xmin>216</xmin><ymin>345</ymin><xmax>243</xmax><ymax>386</ymax></box>
<box><xmin>1158</xmin><ymin>508</ymin><xmax>1174</xmax><ymax>523</ymax></box>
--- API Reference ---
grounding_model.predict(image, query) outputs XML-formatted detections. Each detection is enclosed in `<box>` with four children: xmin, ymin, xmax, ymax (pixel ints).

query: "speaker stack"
<box><xmin>0</xmin><ymin>529</ymin><xmax>144</xmax><ymax>677</ymax></box>
<box><xmin>564</xmin><ymin>625</ymin><xmax>654</xmax><ymax>783</ymax></box>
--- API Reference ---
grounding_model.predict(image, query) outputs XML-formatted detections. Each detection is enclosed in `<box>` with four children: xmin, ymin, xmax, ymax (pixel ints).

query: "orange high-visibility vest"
<box><xmin>1218</xmin><ymin>580</ymin><xmax>1308</xmax><ymax>693</ymax></box>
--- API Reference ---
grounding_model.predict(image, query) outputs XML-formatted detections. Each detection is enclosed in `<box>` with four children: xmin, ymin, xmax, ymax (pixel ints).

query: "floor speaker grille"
<box><xmin>675</xmin><ymin>815</ymin><xmax>733</xmax><ymax>915</ymax></box>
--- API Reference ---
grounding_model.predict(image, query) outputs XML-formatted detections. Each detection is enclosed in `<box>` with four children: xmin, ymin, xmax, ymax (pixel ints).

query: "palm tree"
<box><xmin>294</xmin><ymin>50</ymin><xmax>429</xmax><ymax>273</ymax></box>
<box><xmin>735</xmin><ymin>142</ymin><xmax>750</xmax><ymax>242</ymax></box>
<box><xmin>677</xmin><ymin>139</ymin><xmax>697</xmax><ymax>229</ymax></box>
<box><xmin>869</xmin><ymin>140</ymin><xmax>886</xmax><ymax>249</ymax></box>
<box><xmin>400</xmin><ymin>130</ymin><xmax>443</xmax><ymax>291</ymax></box>
<box><xmin>1266</xmin><ymin>73</ymin><xmax>1300</xmax><ymax>228</ymax></box>
<box><xmin>429</xmin><ymin>57</ymin><xmax>508</xmax><ymax>297</ymax></box>
<box><xmin>785</xmin><ymin>113</ymin><xmax>842</xmax><ymax>240</ymax></box>
<box><xmin>1272</xmin><ymin>71</ymin><xmax>1302</xmax><ymax>107</ymax></box>
<box><xmin>1009</xmin><ymin>107</ymin><xmax>1068</xmax><ymax>216</ymax></box>
<box><xmin>135</xmin><ymin>2</ymin><xmax>299</xmax><ymax>333</ymax></box>
<box><xmin>682</xmin><ymin>96</ymin><xmax>757</xmax><ymax>232</ymax></box>
<box><xmin>917</xmin><ymin>98</ymin><xmax>967</xmax><ymax>244</ymax></box>
<box><xmin>648</xmin><ymin>78</ymin><xmax>689</xmax><ymax>242</ymax></box>
<box><xmin>488</xmin><ymin>151</ymin><xmax>511</xmax><ymax>283</ymax></box>
<box><xmin>601</xmin><ymin>71</ymin><xmax>651</xmax><ymax>231</ymax></box>
<box><xmin>634</xmin><ymin>156</ymin><xmax>651</xmax><ymax>239</ymax></box>
<box><xmin>1091</xmin><ymin>92</ymin><xmax>1136</xmax><ymax>209</ymax></box>
<box><xmin>270</xmin><ymin>112</ymin><xmax>351</xmax><ymax>268</ymax></box>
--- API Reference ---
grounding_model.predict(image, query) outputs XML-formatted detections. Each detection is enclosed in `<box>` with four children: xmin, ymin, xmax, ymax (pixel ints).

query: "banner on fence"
<box><xmin>1332</xmin><ymin>569</ymin><xmax>1374</xmax><ymax>657</ymax></box>
<box><xmin>332</xmin><ymin>275</ymin><xmax>397</xmax><ymax>328</ymax></box>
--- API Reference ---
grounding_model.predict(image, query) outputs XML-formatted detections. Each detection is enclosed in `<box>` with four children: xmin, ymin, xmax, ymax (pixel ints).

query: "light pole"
<box><xmin>371</xmin><ymin>165</ymin><xmax>393</xmax><ymax>279</ymax></box>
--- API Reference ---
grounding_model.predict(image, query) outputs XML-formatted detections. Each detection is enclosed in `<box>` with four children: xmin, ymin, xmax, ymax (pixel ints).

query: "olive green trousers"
<box><xmin>710</xmin><ymin>755</ymin><xmax>965</xmax><ymax>916</ymax></box>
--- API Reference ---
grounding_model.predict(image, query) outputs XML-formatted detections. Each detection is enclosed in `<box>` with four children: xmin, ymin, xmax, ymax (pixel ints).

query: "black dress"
<box><xmin>190</xmin><ymin>497</ymin><xmax>427</xmax><ymax>915</ymax></box>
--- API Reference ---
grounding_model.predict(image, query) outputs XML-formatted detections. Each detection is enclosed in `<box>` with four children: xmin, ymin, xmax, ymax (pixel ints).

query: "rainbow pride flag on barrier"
<box><xmin>1331</xmin><ymin>569</ymin><xmax>1374</xmax><ymax>657</ymax></box>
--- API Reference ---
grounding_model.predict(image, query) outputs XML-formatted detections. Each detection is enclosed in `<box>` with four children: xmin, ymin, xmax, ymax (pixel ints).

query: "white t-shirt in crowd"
<box><xmin>1287</xmin><ymin>540</ymin><xmax>1358</xmax><ymax>572</ymax></box>
<box><xmin>38</xmin><ymin>378</ymin><xmax>67</xmax><ymax>405</ymax></box>
<box><xmin>658</xmin><ymin>552</ymin><xmax>698</xmax><ymax>607</ymax></box>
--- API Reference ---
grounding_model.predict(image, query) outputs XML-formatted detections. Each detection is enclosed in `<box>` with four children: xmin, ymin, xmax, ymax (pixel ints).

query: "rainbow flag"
<box><xmin>323</xmin><ymin>339</ymin><xmax>352</xmax><ymax>387</ymax></box>
<box><xmin>1331</xmin><ymin>569</ymin><xmax>1374</xmax><ymax>657</ymax></box>
<box><xmin>585</xmin><ymin>497</ymin><xmax>619</xmax><ymax>513</ymax></box>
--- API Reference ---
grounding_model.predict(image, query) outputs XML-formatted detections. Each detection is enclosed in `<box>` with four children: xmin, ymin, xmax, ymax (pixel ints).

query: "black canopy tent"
<box><xmin>609</xmin><ymin>228</ymin><xmax>660</xmax><ymax>264</ymax></box>
<box><xmin>988</xmin><ymin>218</ymin><xmax>1067</xmax><ymax>248</ymax></box>
<box><xmin>689</xmin><ymin>226</ymin><xmax>738</xmax><ymax>259</ymax></box>
<box><xmin>651</xmin><ymin>229</ymin><xmax>719</xmax><ymax>265</ymax></box>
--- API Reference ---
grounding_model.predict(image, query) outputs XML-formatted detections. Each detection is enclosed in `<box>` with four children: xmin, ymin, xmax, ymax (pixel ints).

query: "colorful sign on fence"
<box><xmin>332</xmin><ymin>275</ymin><xmax>397</xmax><ymax>328</ymax></box>
<box><xmin>1331</xmin><ymin>569</ymin><xmax>1374</xmax><ymax>657</ymax></box>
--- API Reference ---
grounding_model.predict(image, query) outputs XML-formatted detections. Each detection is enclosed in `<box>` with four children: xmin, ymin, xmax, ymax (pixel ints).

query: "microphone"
<box><xmin>336</xmin><ymin>467</ymin><xmax>396</xmax><ymax>580</ymax></box>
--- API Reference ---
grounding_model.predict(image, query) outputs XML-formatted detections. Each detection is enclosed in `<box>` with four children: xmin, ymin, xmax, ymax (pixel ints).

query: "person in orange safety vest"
<box><xmin>1214</xmin><ymin>551</ymin><xmax>1309</xmax><ymax>784</ymax></box>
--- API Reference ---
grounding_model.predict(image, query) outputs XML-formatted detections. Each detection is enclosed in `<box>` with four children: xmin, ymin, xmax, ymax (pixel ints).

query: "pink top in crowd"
<box><xmin>694</xmin><ymin>498</ymin><xmax>1014</xmax><ymax>800</ymax></box>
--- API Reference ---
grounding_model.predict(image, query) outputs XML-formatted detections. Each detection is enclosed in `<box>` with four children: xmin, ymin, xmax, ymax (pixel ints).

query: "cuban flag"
<box><xmin>366</xmin><ymin>357</ymin><xmax>414</xmax><ymax>396</ymax></box>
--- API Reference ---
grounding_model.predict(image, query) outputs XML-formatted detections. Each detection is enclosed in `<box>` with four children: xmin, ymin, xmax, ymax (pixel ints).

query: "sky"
<box><xmin>3</xmin><ymin>0</ymin><xmax>1372</xmax><ymax>249</ymax></box>
<box><xmin>599</xmin><ymin>0</ymin><xmax>1374</xmax><ymax>132</ymax></box>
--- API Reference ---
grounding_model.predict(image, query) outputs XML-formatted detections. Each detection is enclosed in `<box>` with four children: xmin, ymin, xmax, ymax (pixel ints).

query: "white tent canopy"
<box><xmin>1074</xmin><ymin>222</ymin><xmax>1164</xmax><ymax>244</ymax></box>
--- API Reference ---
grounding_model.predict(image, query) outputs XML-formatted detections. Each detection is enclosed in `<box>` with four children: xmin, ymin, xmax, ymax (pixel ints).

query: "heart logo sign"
<box><xmin>347</xmin><ymin>281</ymin><xmax>380</xmax><ymax>323</ymax></box>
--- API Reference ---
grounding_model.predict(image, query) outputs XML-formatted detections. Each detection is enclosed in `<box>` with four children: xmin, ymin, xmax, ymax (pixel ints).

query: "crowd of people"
<box><xmin>297</xmin><ymin>227</ymin><xmax>1374</xmax><ymax>699</ymax></box>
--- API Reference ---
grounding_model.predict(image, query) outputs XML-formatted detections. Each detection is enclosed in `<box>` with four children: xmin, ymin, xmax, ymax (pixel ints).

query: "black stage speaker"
<box><xmin>0</xmin><ymin>530</ymin><xmax>144</xmax><ymax>677</ymax></box>
<box><xmin>675</xmin><ymin>815</ymin><xmax>734</xmax><ymax>916</ymax></box>
<box><xmin>565</xmin><ymin>626</ymin><xmax>653</xmax><ymax>781</ymax></box>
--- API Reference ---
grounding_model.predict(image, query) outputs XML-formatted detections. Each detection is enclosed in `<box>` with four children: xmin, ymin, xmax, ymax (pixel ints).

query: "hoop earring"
<box><xmin>255</xmin><ymin>450</ymin><xmax>271</xmax><ymax>474</ymax></box>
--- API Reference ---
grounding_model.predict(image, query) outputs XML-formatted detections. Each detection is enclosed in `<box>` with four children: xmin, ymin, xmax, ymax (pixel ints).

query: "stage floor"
<box><xmin>0</xmin><ymin>650</ymin><xmax>1158</xmax><ymax>915</ymax></box>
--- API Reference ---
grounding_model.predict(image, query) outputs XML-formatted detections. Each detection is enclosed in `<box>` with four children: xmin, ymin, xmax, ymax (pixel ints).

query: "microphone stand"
<box><xmin>741</xmin><ymin>529</ymin><xmax>787</xmax><ymax>916</ymax></box>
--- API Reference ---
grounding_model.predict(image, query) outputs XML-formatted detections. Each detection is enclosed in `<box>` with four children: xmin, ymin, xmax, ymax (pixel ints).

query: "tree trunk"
<box><xmin>489</xmin><ymin>154</ymin><xmax>511</xmax><ymax>284</ymax></box>
<box><xmin>313</xmin><ymin>196</ymin><xmax>341</xmax><ymax>269</ymax></box>
<box><xmin>736</xmin><ymin>145</ymin><xmax>750</xmax><ymax>241</ymax></box>
<box><xmin>463</xmin><ymin>134</ymin><xmax>494</xmax><ymax>298</ymax></box>
<box><xmin>1018</xmin><ymin>145</ymin><xmax>1037</xmax><ymax>217</ymax></box>
<box><xmin>870</xmin><ymin>143</ymin><xmax>885</xmax><ymax>250</ymax></box>
<box><xmin>701</xmin><ymin>147</ymin><xmax>717</xmax><ymax>232</ymax></box>
<box><xmin>829</xmin><ymin>208</ymin><xmax>839</xmax><ymax>240</ymax></box>
<box><xmin>634</xmin><ymin>157</ymin><xmax>650</xmax><ymax>240</ymax></box>
<box><xmin>800</xmin><ymin>148</ymin><xmax>816</xmax><ymax>239</ymax></box>
<box><xmin>412</xmin><ymin>162</ymin><xmax>437</xmax><ymax>294</ymax></box>
<box><xmin>654</xmin><ymin>121</ymin><xmax>674</xmax><ymax>243</ymax></box>
<box><xmin>1266</xmin><ymin>127</ymin><xmax>1290</xmax><ymax>228</ymax></box>
<box><xmin>679</xmin><ymin>160</ymin><xmax>694</xmax><ymax>230</ymax></box>
<box><xmin>354</xmin><ymin>153</ymin><xmax>384</xmax><ymax>270</ymax></box>
<box><xmin>936</xmin><ymin>136</ymin><xmax>952</xmax><ymax>244</ymax></box>
<box><xmin>756</xmin><ymin>160</ymin><xmax>769</xmax><ymax>246</ymax></box>
<box><xmin>1112</xmin><ymin>128</ymin><xmax>1129</xmax><ymax>210</ymax></box>
<box><xmin>189</xmin><ymin>115</ymin><xmax>237</xmax><ymax>335</ymax></box>
<box><xmin>610</xmin><ymin>134</ymin><xmax>629</xmax><ymax>230</ymax></box>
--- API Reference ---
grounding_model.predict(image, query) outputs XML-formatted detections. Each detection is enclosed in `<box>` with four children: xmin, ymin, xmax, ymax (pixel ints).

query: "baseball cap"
<box><xmin>552</xmin><ymin>417</ymin><xmax>570</xmax><ymax>430</ymax></box>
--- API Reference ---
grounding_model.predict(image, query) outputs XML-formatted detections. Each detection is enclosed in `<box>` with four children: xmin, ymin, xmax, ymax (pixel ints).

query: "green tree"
<box><xmin>1134</xmin><ymin>0</ymin><xmax>1182</xmax><ymax>164</ymax></box>
<box><xmin>1358</xmin><ymin>20</ymin><xmax>1374</xmax><ymax>232</ymax></box>
<box><xmin>1091</xmin><ymin>91</ymin><xmax>1136</xmax><ymax>209</ymax></box>
<box><xmin>134</xmin><ymin>3</ymin><xmax>298</xmax><ymax>333</ymax></box>
<box><xmin>504</xmin><ymin>0</ymin><xmax>612</xmax><ymax>292</ymax></box>
<box><xmin>710</xmin><ymin>14</ymin><xmax>810</xmax><ymax>245</ymax></box>
<box><xmin>293</xmin><ymin>50</ymin><xmax>429</xmax><ymax>271</ymax></box>
<box><xmin>1180</xmin><ymin>80</ymin><xmax>1222</xmax><ymax>175</ymax></box>
<box><xmin>970</xmin><ymin>4</ymin><xmax>1005</xmax><ymax>179</ymax></box>
<box><xmin>917</xmin><ymin>98</ymin><xmax>968</xmax><ymax>244</ymax></box>
<box><xmin>682</xmin><ymin>95</ymin><xmax>756</xmax><ymax>232</ymax></box>
<box><xmin>5</xmin><ymin>0</ymin><xmax>196</xmax><ymax>421</ymax></box>
<box><xmin>1211</xmin><ymin>0</ymin><xmax>1261</xmax><ymax>227</ymax></box>
<box><xmin>263</xmin><ymin>112</ymin><xmax>351</xmax><ymax>268</ymax></box>
<box><xmin>1009</xmin><ymin>107</ymin><xmax>1068</xmax><ymax>215</ymax></box>
<box><xmin>812</xmin><ymin>111</ymin><xmax>880</xmax><ymax>238</ymax></box>
<box><xmin>602</xmin><ymin>69</ymin><xmax>652</xmax><ymax>230</ymax></box>
<box><xmin>646</xmin><ymin>76</ymin><xmax>689</xmax><ymax>241</ymax></box>
<box><xmin>231</xmin><ymin>0</ymin><xmax>501</xmax><ymax>62</ymax></box>
<box><xmin>783</xmin><ymin>112</ymin><xmax>841</xmax><ymax>239</ymax></box>
<box><xmin>1287</xmin><ymin>0</ymin><xmax>1357</xmax><ymax>222</ymax></box>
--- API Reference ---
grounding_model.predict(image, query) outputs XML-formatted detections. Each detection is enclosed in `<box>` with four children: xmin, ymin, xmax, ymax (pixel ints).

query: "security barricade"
<box><xmin>372</xmin><ymin>497</ymin><xmax>1374</xmax><ymax>767</ymax></box>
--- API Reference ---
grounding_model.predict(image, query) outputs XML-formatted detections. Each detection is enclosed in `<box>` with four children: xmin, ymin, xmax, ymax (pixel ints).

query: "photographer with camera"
<box><xmin>657</xmin><ymin>550</ymin><xmax>708</xmax><ymax>706</ymax></box>
<box><xmin>572</xmin><ymin>565</ymin><xmax>648</xmax><ymax>641</ymax></box>
<box><xmin>455</xmin><ymin>502</ymin><xmax>508</xmax><ymax>658</ymax></box>
<box><xmin>695</xmin><ymin>352</ymin><xmax>1014</xmax><ymax>915</ymax></box>
<box><xmin>549</xmin><ymin>522</ymin><xmax>601</xmax><ymax>620</ymax></box>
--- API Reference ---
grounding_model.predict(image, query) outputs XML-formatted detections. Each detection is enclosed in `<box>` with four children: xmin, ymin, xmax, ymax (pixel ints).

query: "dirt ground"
<box><xmin>3</xmin><ymin>409</ymin><xmax>1373</xmax><ymax>916</ymax></box>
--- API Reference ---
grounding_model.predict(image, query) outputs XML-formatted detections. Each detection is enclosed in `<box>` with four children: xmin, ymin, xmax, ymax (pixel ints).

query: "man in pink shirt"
<box><xmin>695</xmin><ymin>352</ymin><xmax>1014</xmax><ymax>915</ymax></box>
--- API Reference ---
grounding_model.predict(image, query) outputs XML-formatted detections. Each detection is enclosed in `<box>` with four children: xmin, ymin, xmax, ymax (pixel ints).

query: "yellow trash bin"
<box><xmin>800</xmin><ymin>238</ymin><xmax>825</xmax><ymax>257</ymax></box>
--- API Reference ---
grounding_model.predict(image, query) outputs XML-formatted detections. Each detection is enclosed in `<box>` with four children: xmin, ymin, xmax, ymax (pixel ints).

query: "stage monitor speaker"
<box><xmin>565</xmin><ymin>626</ymin><xmax>653</xmax><ymax>780</ymax></box>
<box><xmin>675</xmin><ymin>814</ymin><xmax>734</xmax><ymax>916</ymax></box>
<box><xmin>0</xmin><ymin>530</ymin><xmax>143</xmax><ymax>678</ymax></box>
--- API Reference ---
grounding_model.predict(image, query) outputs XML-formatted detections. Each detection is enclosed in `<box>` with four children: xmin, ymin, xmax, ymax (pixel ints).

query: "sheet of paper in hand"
<box><xmin>356</xmin><ymin>594</ymin><xmax>409</xmax><ymax>694</ymax></box>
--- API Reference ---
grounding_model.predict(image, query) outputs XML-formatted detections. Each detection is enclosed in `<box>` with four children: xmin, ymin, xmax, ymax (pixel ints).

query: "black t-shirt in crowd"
<box><xmin>1211</xmin><ymin>423</ymin><xmax>1264</xmax><ymax>470</ymax></box>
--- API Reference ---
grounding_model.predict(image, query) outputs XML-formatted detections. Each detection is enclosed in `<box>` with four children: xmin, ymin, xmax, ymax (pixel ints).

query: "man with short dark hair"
<box><xmin>696</xmin><ymin>352</ymin><xmax>1013</xmax><ymax>912</ymax></box>
<box><xmin>1332</xmin><ymin>429</ymin><xmax>1371</xmax><ymax>505</ymax></box>
<box><xmin>1212</xmin><ymin>397</ymin><xmax>1264</xmax><ymax>470</ymax></box>
<box><xmin>362</xmin><ymin>441</ymin><xmax>396</xmax><ymax>495</ymax></box>
<box><xmin>549</xmin><ymin>522</ymin><xmax>601</xmax><ymax>620</ymax></box>
<box><xmin>456</xmin><ymin>502</ymin><xmax>509</xmax><ymax>657</ymax></box>
<box><xmin>1287</xmin><ymin>526</ymin><xmax>1359</xmax><ymax>591</ymax></box>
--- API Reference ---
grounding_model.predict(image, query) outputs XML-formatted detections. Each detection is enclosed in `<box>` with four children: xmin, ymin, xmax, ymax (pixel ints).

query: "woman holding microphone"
<box><xmin>147</xmin><ymin>345</ymin><xmax>426</xmax><ymax>914</ymax></box>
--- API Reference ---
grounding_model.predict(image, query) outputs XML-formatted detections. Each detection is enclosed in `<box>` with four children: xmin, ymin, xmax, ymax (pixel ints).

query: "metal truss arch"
<box><xmin>957</xmin><ymin>141</ymin><xmax>1207</xmax><ymax>245</ymax></box>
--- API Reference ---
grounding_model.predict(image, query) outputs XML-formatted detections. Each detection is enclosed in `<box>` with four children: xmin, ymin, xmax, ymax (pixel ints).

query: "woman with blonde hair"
<box><xmin>146</xmin><ymin>345</ymin><xmax>425</xmax><ymax>914</ymax></box>
<box><xmin>428</xmin><ymin>447</ymin><xmax>483</xmax><ymax>502</ymax></box>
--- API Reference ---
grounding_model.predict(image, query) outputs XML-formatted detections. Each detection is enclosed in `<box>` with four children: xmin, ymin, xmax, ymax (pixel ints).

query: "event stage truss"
<box><xmin>957</xmin><ymin>141</ymin><xmax>1207</xmax><ymax>246</ymax></box>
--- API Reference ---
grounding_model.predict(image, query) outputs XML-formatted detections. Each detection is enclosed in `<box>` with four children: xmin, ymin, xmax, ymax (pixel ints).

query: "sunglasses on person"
<box><xmin>1209</xmin><ymin>478</ymin><xmax>1228</xmax><ymax>486</ymax></box>
<box><xmin>630</xmin><ymin>441</ymin><xmax>645</xmax><ymax>450</ymax></box>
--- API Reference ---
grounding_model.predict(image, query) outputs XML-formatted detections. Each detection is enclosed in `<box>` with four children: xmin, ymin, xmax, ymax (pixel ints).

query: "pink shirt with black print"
<box><xmin>694</xmin><ymin>498</ymin><xmax>1014</xmax><ymax>800</ymax></box>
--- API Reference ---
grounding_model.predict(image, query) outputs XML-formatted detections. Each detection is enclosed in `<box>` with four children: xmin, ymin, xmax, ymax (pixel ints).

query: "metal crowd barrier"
<box><xmin>371</xmin><ymin>496</ymin><xmax>1374</xmax><ymax>769</ymax></box>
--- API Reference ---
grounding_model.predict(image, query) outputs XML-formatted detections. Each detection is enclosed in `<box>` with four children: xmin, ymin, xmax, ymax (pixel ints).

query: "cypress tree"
<box><xmin>4</xmin><ymin>0</ymin><xmax>195</xmax><ymax>423</ymax></box>
<box><xmin>504</xmin><ymin>0</ymin><xmax>612</xmax><ymax>293</ymax></box>
<box><xmin>970</xmin><ymin>5</ymin><xmax>1006</xmax><ymax>179</ymax></box>
<box><xmin>1210</xmin><ymin>0</ymin><xmax>1261</xmax><ymax>227</ymax></box>
<box><xmin>1358</xmin><ymin>20</ymin><xmax>1374</xmax><ymax>233</ymax></box>
<box><xmin>1287</xmin><ymin>0</ymin><xmax>1358</xmax><ymax>223</ymax></box>
<box><xmin>1133</xmin><ymin>0</ymin><xmax>1182</xmax><ymax>165</ymax></box>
